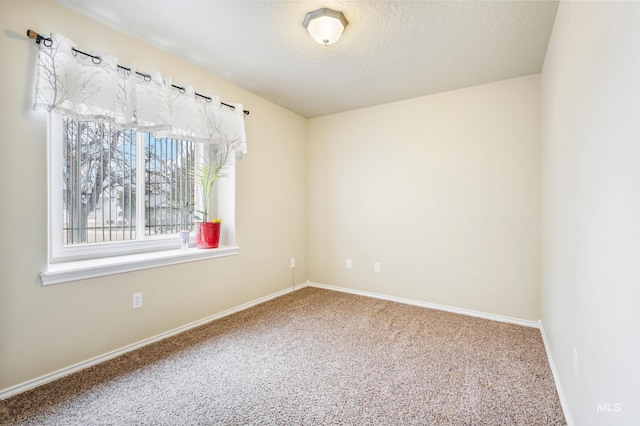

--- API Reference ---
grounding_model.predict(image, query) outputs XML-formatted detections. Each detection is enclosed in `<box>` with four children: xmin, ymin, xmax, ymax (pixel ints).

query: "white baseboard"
<box><xmin>305</xmin><ymin>281</ymin><xmax>540</xmax><ymax>328</ymax></box>
<box><xmin>539</xmin><ymin>321</ymin><xmax>574</xmax><ymax>426</ymax></box>
<box><xmin>0</xmin><ymin>284</ymin><xmax>301</xmax><ymax>400</ymax></box>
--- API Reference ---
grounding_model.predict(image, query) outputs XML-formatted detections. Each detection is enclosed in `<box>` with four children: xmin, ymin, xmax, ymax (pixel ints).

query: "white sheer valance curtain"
<box><xmin>33</xmin><ymin>33</ymin><xmax>247</xmax><ymax>154</ymax></box>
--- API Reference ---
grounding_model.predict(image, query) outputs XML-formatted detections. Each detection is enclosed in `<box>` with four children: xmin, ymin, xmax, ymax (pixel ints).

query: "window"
<box><xmin>34</xmin><ymin>33</ymin><xmax>246</xmax><ymax>284</ymax></box>
<box><xmin>47</xmin><ymin>114</ymin><xmax>236</xmax><ymax>267</ymax></box>
<box><xmin>60</xmin><ymin>117</ymin><xmax>196</xmax><ymax>246</ymax></box>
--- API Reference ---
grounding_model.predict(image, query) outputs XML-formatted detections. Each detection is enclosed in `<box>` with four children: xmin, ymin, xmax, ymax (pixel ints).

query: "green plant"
<box><xmin>194</xmin><ymin>141</ymin><xmax>237</xmax><ymax>222</ymax></box>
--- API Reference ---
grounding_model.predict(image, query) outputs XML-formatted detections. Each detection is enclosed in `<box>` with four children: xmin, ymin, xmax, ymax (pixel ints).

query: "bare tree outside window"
<box><xmin>62</xmin><ymin>118</ymin><xmax>196</xmax><ymax>245</ymax></box>
<box><xmin>144</xmin><ymin>134</ymin><xmax>196</xmax><ymax>237</ymax></box>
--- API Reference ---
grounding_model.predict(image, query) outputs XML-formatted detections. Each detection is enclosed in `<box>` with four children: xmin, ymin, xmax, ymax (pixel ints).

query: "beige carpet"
<box><xmin>0</xmin><ymin>287</ymin><xmax>566</xmax><ymax>425</ymax></box>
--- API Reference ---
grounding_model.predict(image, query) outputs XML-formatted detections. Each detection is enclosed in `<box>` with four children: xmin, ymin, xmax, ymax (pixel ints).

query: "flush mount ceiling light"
<box><xmin>303</xmin><ymin>8</ymin><xmax>348</xmax><ymax>46</ymax></box>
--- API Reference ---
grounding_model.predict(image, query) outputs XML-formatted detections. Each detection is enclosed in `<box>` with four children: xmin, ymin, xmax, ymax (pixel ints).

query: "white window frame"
<box><xmin>42</xmin><ymin>113</ymin><xmax>238</xmax><ymax>285</ymax></box>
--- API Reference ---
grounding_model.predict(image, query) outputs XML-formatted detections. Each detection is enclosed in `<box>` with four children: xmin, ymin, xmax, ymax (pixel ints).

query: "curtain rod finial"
<box><xmin>27</xmin><ymin>29</ymin><xmax>48</xmax><ymax>44</ymax></box>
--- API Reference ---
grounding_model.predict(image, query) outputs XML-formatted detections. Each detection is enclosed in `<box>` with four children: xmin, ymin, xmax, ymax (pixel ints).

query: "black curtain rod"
<box><xmin>27</xmin><ymin>29</ymin><xmax>249</xmax><ymax>116</ymax></box>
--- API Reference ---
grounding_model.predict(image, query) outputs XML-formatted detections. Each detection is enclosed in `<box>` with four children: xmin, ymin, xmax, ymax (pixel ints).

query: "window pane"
<box><xmin>62</xmin><ymin>119</ymin><xmax>136</xmax><ymax>245</ymax></box>
<box><xmin>144</xmin><ymin>135</ymin><xmax>196</xmax><ymax>236</ymax></box>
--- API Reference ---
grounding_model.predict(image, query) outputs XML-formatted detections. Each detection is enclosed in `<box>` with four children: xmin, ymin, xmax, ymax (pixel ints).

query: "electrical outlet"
<box><xmin>132</xmin><ymin>292</ymin><xmax>143</xmax><ymax>309</ymax></box>
<box><xmin>374</xmin><ymin>262</ymin><xmax>381</xmax><ymax>273</ymax></box>
<box><xmin>290</xmin><ymin>258</ymin><xmax>296</xmax><ymax>268</ymax></box>
<box><xmin>346</xmin><ymin>259</ymin><xmax>352</xmax><ymax>269</ymax></box>
<box><xmin>573</xmin><ymin>347</ymin><xmax>578</xmax><ymax>376</ymax></box>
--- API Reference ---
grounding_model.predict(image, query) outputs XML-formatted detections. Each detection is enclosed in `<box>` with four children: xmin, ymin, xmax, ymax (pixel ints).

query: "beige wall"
<box><xmin>0</xmin><ymin>0</ymin><xmax>307</xmax><ymax>391</ymax></box>
<box><xmin>308</xmin><ymin>75</ymin><xmax>541</xmax><ymax>321</ymax></box>
<box><xmin>541</xmin><ymin>2</ymin><xmax>640</xmax><ymax>424</ymax></box>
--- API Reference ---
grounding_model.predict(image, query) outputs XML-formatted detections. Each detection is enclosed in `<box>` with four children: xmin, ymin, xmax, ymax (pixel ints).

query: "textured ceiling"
<box><xmin>55</xmin><ymin>0</ymin><xmax>558</xmax><ymax>118</ymax></box>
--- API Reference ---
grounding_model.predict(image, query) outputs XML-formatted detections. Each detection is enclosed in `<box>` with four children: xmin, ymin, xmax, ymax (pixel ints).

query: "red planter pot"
<box><xmin>195</xmin><ymin>221</ymin><xmax>221</xmax><ymax>249</ymax></box>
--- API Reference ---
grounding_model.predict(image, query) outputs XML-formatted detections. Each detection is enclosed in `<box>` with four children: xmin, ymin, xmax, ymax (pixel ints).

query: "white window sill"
<box><xmin>41</xmin><ymin>246</ymin><xmax>239</xmax><ymax>286</ymax></box>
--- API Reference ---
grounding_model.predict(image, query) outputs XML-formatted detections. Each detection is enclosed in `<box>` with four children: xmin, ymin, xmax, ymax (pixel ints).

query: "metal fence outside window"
<box><xmin>62</xmin><ymin>119</ymin><xmax>196</xmax><ymax>245</ymax></box>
